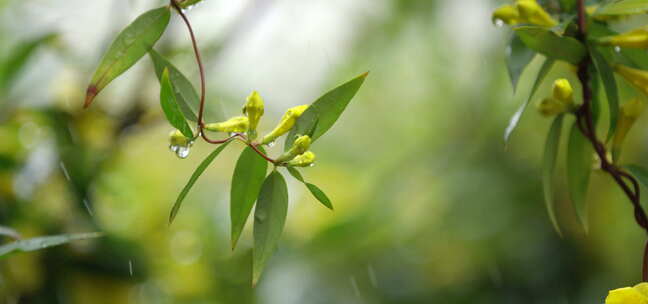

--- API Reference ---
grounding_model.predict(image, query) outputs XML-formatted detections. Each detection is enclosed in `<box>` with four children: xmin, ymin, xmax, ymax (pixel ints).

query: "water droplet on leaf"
<box><xmin>176</xmin><ymin>146</ymin><xmax>191</xmax><ymax>159</ymax></box>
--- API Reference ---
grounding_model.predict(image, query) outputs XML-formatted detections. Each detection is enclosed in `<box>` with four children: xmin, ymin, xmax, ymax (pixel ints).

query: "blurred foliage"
<box><xmin>1</xmin><ymin>0</ymin><xmax>648</xmax><ymax>303</ymax></box>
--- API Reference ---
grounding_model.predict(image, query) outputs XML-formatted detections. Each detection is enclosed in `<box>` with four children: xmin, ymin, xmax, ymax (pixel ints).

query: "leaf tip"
<box><xmin>360</xmin><ymin>71</ymin><xmax>370</xmax><ymax>78</ymax></box>
<box><xmin>84</xmin><ymin>85</ymin><xmax>98</xmax><ymax>109</ymax></box>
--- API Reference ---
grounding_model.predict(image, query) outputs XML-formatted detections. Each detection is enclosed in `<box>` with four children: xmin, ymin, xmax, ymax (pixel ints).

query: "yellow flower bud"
<box><xmin>614</xmin><ymin>64</ymin><xmax>648</xmax><ymax>97</ymax></box>
<box><xmin>204</xmin><ymin>116</ymin><xmax>249</xmax><ymax>133</ymax></box>
<box><xmin>606</xmin><ymin>283</ymin><xmax>648</xmax><ymax>304</ymax></box>
<box><xmin>492</xmin><ymin>5</ymin><xmax>520</xmax><ymax>26</ymax></box>
<box><xmin>597</xmin><ymin>28</ymin><xmax>648</xmax><ymax>49</ymax></box>
<box><xmin>169</xmin><ymin>129</ymin><xmax>190</xmax><ymax>147</ymax></box>
<box><xmin>286</xmin><ymin>151</ymin><xmax>316</xmax><ymax>167</ymax></box>
<box><xmin>552</xmin><ymin>78</ymin><xmax>574</xmax><ymax>102</ymax></box>
<box><xmin>261</xmin><ymin>105</ymin><xmax>309</xmax><ymax>145</ymax></box>
<box><xmin>516</xmin><ymin>0</ymin><xmax>558</xmax><ymax>27</ymax></box>
<box><xmin>243</xmin><ymin>91</ymin><xmax>264</xmax><ymax>140</ymax></box>
<box><xmin>537</xmin><ymin>97</ymin><xmax>568</xmax><ymax>117</ymax></box>
<box><xmin>612</xmin><ymin>98</ymin><xmax>644</xmax><ymax>162</ymax></box>
<box><xmin>276</xmin><ymin>135</ymin><xmax>312</xmax><ymax>163</ymax></box>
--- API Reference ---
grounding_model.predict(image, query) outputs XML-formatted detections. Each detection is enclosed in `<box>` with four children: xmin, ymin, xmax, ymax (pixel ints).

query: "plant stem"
<box><xmin>575</xmin><ymin>0</ymin><xmax>648</xmax><ymax>281</ymax></box>
<box><xmin>169</xmin><ymin>0</ymin><xmax>276</xmax><ymax>164</ymax></box>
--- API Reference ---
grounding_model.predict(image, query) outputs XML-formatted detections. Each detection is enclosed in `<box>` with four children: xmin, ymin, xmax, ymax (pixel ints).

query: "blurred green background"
<box><xmin>1</xmin><ymin>0</ymin><xmax>648</xmax><ymax>303</ymax></box>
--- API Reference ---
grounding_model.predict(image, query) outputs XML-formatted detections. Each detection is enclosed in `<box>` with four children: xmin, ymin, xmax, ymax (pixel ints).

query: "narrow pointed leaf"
<box><xmin>231</xmin><ymin>146</ymin><xmax>268</xmax><ymax>250</ymax></box>
<box><xmin>0</xmin><ymin>226</ymin><xmax>20</xmax><ymax>240</ymax></box>
<box><xmin>506</xmin><ymin>35</ymin><xmax>536</xmax><ymax>92</ymax></box>
<box><xmin>85</xmin><ymin>7</ymin><xmax>171</xmax><ymax>108</ymax></box>
<box><xmin>287</xmin><ymin>167</ymin><xmax>333</xmax><ymax>210</ymax></box>
<box><xmin>626</xmin><ymin>165</ymin><xmax>648</xmax><ymax>189</ymax></box>
<box><xmin>514</xmin><ymin>26</ymin><xmax>586</xmax><ymax>64</ymax></box>
<box><xmin>169</xmin><ymin>141</ymin><xmax>232</xmax><ymax>224</ymax></box>
<box><xmin>596</xmin><ymin>0</ymin><xmax>648</xmax><ymax>15</ymax></box>
<box><xmin>178</xmin><ymin>0</ymin><xmax>204</xmax><ymax>8</ymax></box>
<box><xmin>253</xmin><ymin>171</ymin><xmax>288</xmax><ymax>286</ymax></box>
<box><xmin>160</xmin><ymin>68</ymin><xmax>193</xmax><ymax>138</ymax></box>
<box><xmin>286</xmin><ymin>72</ymin><xmax>368</xmax><ymax>150</ymax></box>
<box><xmin>542</xmin><ymin>115</ymin><xmax>564</xmax><ymax>236</ymax></box>
<box><xmin>0</xmin><ymin>33</ymin><xmax>57</xmax><ymax>91</ymax></box>
<box><xmin>567</xmin><ymin>122</ymin><xmax>592</xmax><ymax>232</ymax></box>
<box><xmin>0</xmin><ymin>232</ymin><xmax>103</xmax><ymax>258</ymax></box>
<box><xmin>591</xmin><ymin>47</ymin><xmax>619</xmax><ymax>142</ymax></box>
<box><xmin>504</xmin><ymin>58</ymin><xmax>555</xmax><ymax>144</ymax></box>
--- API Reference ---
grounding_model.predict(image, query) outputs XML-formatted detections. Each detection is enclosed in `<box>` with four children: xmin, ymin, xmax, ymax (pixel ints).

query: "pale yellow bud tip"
<box><xmin>552</xmin><ymin>79</ymin><xmax>573</xmax><ymax>102</ymax></box>
<box><xmin>286</xmin><ymin>151</ymin><xmax>316</xmax><ymax>167</ymax></box>
<box><xmin>492</xmin><ymin>5</ymin><xmax>519</xmax><ymax>25</ymax></box>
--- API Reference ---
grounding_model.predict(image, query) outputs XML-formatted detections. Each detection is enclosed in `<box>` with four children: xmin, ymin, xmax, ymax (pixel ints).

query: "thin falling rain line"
<box><xmin>350</xmin><ymin>276</ymin><xmax>361</xmax><ymax>299</ymax></box>
<box><xmin>82</xmin><ymin>199</ymin><xmax>94</xmax><ymax>217</ymax></box>
<box><xmin>128</xmin><ymin>260</ymin><xmax>133</xmax><ymax>277</ymax></box>
<box><xmin>59</xmin><ymin>161</ymin><xmax>70</xmax><ymax>181</ymax></box>
<box><xmin>367</xmin><ymin>265</ymin><xmax>377</xmax><ymax>288</ymax></box>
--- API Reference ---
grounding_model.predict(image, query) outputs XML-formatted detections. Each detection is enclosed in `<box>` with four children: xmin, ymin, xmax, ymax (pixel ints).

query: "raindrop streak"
<box><xmin>59</xmin><ymin>162</ymin><xmax>71</xmax><ymax>180</ymax></box>
<box><xmin>350</xmin><ymin>276</ymin><xmax>361</xmax><ymax>299</ymax></box>
<box><xmin>176</xmin><ymin>146</ymin><xmax>191</xmax><ymax>159</ymax></box>
<box><xmin>367</xmin><ymin>265</ymin><xmax>377</xmax><ymax>288</ymax></box>
<box><xmin>494</xmin><ymin>19</ymin><xmax>504</xmax><ymax>28</ymax></box>
<box><xmin>128</xmin><ymin>260</ymin><xmax>133</xmax><ymax>277</ymax></box>
<box><xmin>82</xmin><ymin>199</ymin><xmax>94</xmax><ymax>217</ymax></box>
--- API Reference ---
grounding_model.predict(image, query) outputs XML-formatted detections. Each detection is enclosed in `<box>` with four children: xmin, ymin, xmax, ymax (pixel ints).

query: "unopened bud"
<box><xmin>613</xmin><ymin>98</ymin><xmax>645</xmax><ymax>162</ymax></box>
<box><xmin>276</xmin><ymin>135</ymin><xmax>312</xmax><ymax>163</ymax></box>
<box><xmin>204</xmin><ymin>116</ymin><xmax>249</xmax><ymax>133</ymax></box>
<box><xmin>552</xmin><ymin>78</ymin><xmax>574</xmax><ymax>102</ymax></box>
<box><xmin>261</xmin><ymin>105</ymin><xmax>309</xmax><ymax>145</ymax></box>
<box><xmin>597</xmin><ymin>28</ymin><xmax>648</xmax><ymax>49</ymax></box>
<box><xmin>286</xmin><ymin>151</ymin><xmax>316</xmax><ymax>167</ymax></box>
<box><xmin>537</xmin><ymin>97</ymin><xmax>568</xmax><ymax>117</ymax></box>
<box><xmin>614</xmin><ymin>64</ymin><xmax>648</xmax><ymax>97</ymax></box>
<box><xmin>516</xmin><ymin>0</ymin><xmax>558</xmax><ymax>27</ymax></box>
<box><xmin>492</xmin><ymin>5</ymin><xmax>520</xmax><ymax>26</ymax></box>
<box><xmin>169</xmin><ymin>129</ymin><xmax>190</xmax><ymax>147</ymax></box>
<box><xmin>243</xmin><ymin>91</ymin><xmax>265</xmax><ymax>140</ymax></box>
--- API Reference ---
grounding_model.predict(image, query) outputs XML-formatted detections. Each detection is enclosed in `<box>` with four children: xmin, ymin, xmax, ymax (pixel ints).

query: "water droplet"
<box><xmin>228</xmin><ymin>132</ymin><xmax>237</xmax><ymax>137</ymax></box>
<box><xmin>615</xmin><ymin>46</ymin><xmax>622</xmax><ymax>53</ymax></box>
<box><xmin>494</xmin><ymin>19</ymin><xmax>504</xmax><ymax>28</ymax></box>
<box><xmin>169</xmin><ymin>144</ymin><xmax>180</xmax><ymax>153</ymax></box>
<box><xmin>267</xmin><ymin>141</ymin><xmax>275</xmax><ymax>148</ymax></box>
<box><xmin>308</xmin><ymin>163</ymin><xmax>315</xmax><ymax>167</ymax></box>
<box><xmin>176</xmin><ymin>146</ymin><xmax>191</xmax><ymax>159</ymax></box>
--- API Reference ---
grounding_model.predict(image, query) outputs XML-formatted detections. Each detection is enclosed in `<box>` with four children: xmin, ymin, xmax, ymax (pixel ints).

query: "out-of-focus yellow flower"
<box><xmin>612</xmin><ymin>98</ymin><xmax>644</xmax><ymax>161</ymax></box>
<box><xmin>606</xmin><ymin>283</ymin><xmax>648</xmax><ymax>304</ymax></box>
<box><xmin>615</xmin><ymin>64</ymin><xmax>648</xmax><ymax>97</ymax></box>
<box><xmin>276</xmin><ymin>135</ymin><xmax>311</xmax><ymax>163</ymax></box>
<box><xmin>516</xmin><ymin>0</ymin><xmax>558</xmax><ymax>27</ymax></box>
<box><xmin>261</xmin><ymin>105</ymin><xmax>309</xmax><ymax>145</ymax></box>
<box><xmin>243</xmin><ymin>91</ymin><xmax>264</xmax><ymax>140</ymax></box>
<box><xmin>598</xmin><ymin>28</ymin><xmax>648</xmax><ymax>49</ymax></box>
<box><xmin>286</xmin><ymin>151</ymin><xmax>316</xmax><ymax>167</ymax></box>
<box><xmin>169</xmin><ymin>130</ymin><xmax>190</xmax><ymax>147</ymax></box>
<box><xmin>204</xmin><ymin>116</ymin><xmax>249</xmax><ymax>133</ymax></box>
<box><xmin>552</xmin><ymin>78</ymin><xmax>574</xmax><ymax>102</ymax></box>
<box><xmin>492</xmin><ymin>5</ymin><xmax>520</xmax><ymax>25</ymax></box>
<box><xmin>537</xmin><ymin>97</ymin><xmax>568</xmax><ymax>117</ymax></box>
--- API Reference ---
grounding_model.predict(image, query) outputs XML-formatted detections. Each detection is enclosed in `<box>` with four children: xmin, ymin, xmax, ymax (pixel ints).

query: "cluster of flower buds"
<box><xmin>275</xmin><ymin>135</ymin><xmax>315</xmax><ymax>167</ymax></box>
<box><xmin>537</xmin><ymin>78</ymin><xmax>576</xmax><ymax>116</ymax></box>
<box><xmin>261</xmin><ymin>105</ymin><xmax>309</xmax><ymax>145</ymax></box>
<box><xmin>492</xmin><ymin>0</ymin><xmax>557</xmax><ymax>27</ymax></box>
<box><xmin>596</xmin><ymin>27</ymin><xmax>648</xmax><ymax>49</ymax></box>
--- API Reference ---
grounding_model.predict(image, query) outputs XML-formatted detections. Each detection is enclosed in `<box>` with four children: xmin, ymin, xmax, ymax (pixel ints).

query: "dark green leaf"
<box><xmin>253</xmin><ymin>171</ymin><xmax>288</xmax><ymax>286</ymax></box>
<box><xmin>514</xmin><ymin>26</ymin><xmax>586</xmax><ymax>64</ymax></box>
<box><xmin>160</xmin><ymin>68</ymin><xmax>194</xmax><ymax>138</ymax></box>
<box><xmin>150</xmin><ymin>49</ymin><xmax>199</xmax><ymax>122</ymax></box>
<box><xmin>567</xmin><ymin>121</ymin><xmax>592</xmax><ymax>233</ymax></box>
<box><xmin>0</xmin><ymin>33</ymin><xmax>57</xmax><ymax>91</ymax></box>
<box><xmin>542</xmin><ymin>115</ymin><xmax>564</xmax><ymax>236</ymax></box>
<box><xmin>507</xmin><ymin>34</ymin><xmax>536</xmax><ymax>92</ymax></box>
<box><xmin>626</xmin><ymin>165</ymin><xmax>648</xmax><ymax>189</ymax></box>
<box><xmin>596</xmin><ymin>0</ymin><xmax>648</xmax><ymax>15</ymax></box>
<box><xmin>559</xmin><ymin>0</ymin><xmax>577</xmax><ymax>12</ymax></box>
<box><xmin>85</xmin><ymin>7</ymin><xmax>171</xmax><ymax>108</ymax></box>
<box><xmin>169</xmin><ymin>141</ymin><xmax>232</xmax><ymax>224</ymax></box>
<box><xmin>287</xmin><ymin>167</ymin><xmax>333</xmax><ymax>210</ymax></box>
<box><xmin>0</xmin><ymin>232</ymin><xmax>103</xmax><ymax>258</ymax></box>
<box><xmin>285</xmin><ymin>72</ymin><xmax>368</xmax><ymax>150</ymax></box>
<box><xmin>504</xmin><ymin>58</ymin><xmax>555</xmax><ymax>144</ymax></box>
<box><xmin>231</xmin><ymin>146</ymin><xmax>268</xmax><ymax>250</ymax></box>
<box><xmin>590</xmin><ymin>47</ymin><xmax>619</xmax><ymax>142</ymax></box>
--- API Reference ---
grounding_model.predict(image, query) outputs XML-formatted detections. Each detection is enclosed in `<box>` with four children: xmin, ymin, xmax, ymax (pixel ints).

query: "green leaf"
<box><xmin>231</xmin><ymin>146</ymin><xmax>268</xmax><ymax>250</ymax></box>
<box><xmin>0</xmin><ymin>232</ymin><xmax>103</xmax><ymax>258</ymax></box>
<box><xmin>177</xmin><ymin>0</ymin><xmax>204</xmax><ymax>8</ymax></box>
<box><xmin>504</xmin><ymin>58</ymin><xmax>555</xmax><ymax>144</ymax></box>
<box><xmin>507</xmin><ymin>34</ymin><xmax>536</xmax><ymax>92</ymax></box>
<box><xmin>253</xmin><ymin>170</ymin><xmax>288</xmax><ymax>286</ymax></box>
<box><xmin>559</xmin><ymin>0</ymin><xmax>577</xmax><ymax>12</ymax></box>
<box><xmin>514</xmin><ymin>26</ymin><xmax>586</xmax><ymax>64</ymax></box>
<box><xmin>287</xmin><ymin>167</ymin><xmax>333</xmax><ymax>210</ymax></box>
<box><xmin>590</xmin><ymin>47</ymin><xmax>619</xmax><ymax>142</ymax></box>
<box><xmin>169</xmin><ymin>141</ymin><xmax>232</xmax><ymax>224</ymax></box>
<box><xmin>567</xmin><ymin>121</ymin><xmax>592</xmax><ymax>233</ymax></box>
<box><xmin>0</xmin><ymin>33</ymin><xmax>57</xmax><ymax>91</ymax></box>
<box><xmin>596</xmin><ymin>0</ymin><xmax>648</xmax><ymax>15</ymax></box>
<box><xmin>285</xmin><ymin>72</ymin><xmax>368</xmax><ymax>150</ymax></box>
<box><xmin>85</xmin><ymin>7</ymin><xmax>171</xmax><ymax>108</ymax></box>
<box><xmin>161</xmin><ymin>68</ymin><xmax>194</xmax><ymax>138</ymax></box>
<box><xmin>626</xmin><ymin>165</ymin><xmax>648</xmax><ymax>189</ymax></box>
<box><xmin>149</xmin><ymin>49</ymin><xmax>199</xmax><ymax>122</ymax></box>
<box><xmin>542</xmin><ymin>115</ymin><xmax>564</xmax><ymax>236</ymax></box>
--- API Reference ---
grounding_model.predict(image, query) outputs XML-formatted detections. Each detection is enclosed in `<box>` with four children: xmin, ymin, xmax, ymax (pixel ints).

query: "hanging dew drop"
<box><xmin>494</xmin><ymin>19</ymin><xmax>504</xmax><ymax>28</ymax></box>
<box><xmin>176</xmin><ymin>146</ymin><xmax>191</xmax><ymax>159</ymax></box>
<box><xmin>169</xmin><ymin>145</ymin><xmax>180</xmax><ymax>153</ymax></box>
<box><xmin>614</xmin><ymin>46</ymin><xmax>621</xmax><ymax>53</ymax></box>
